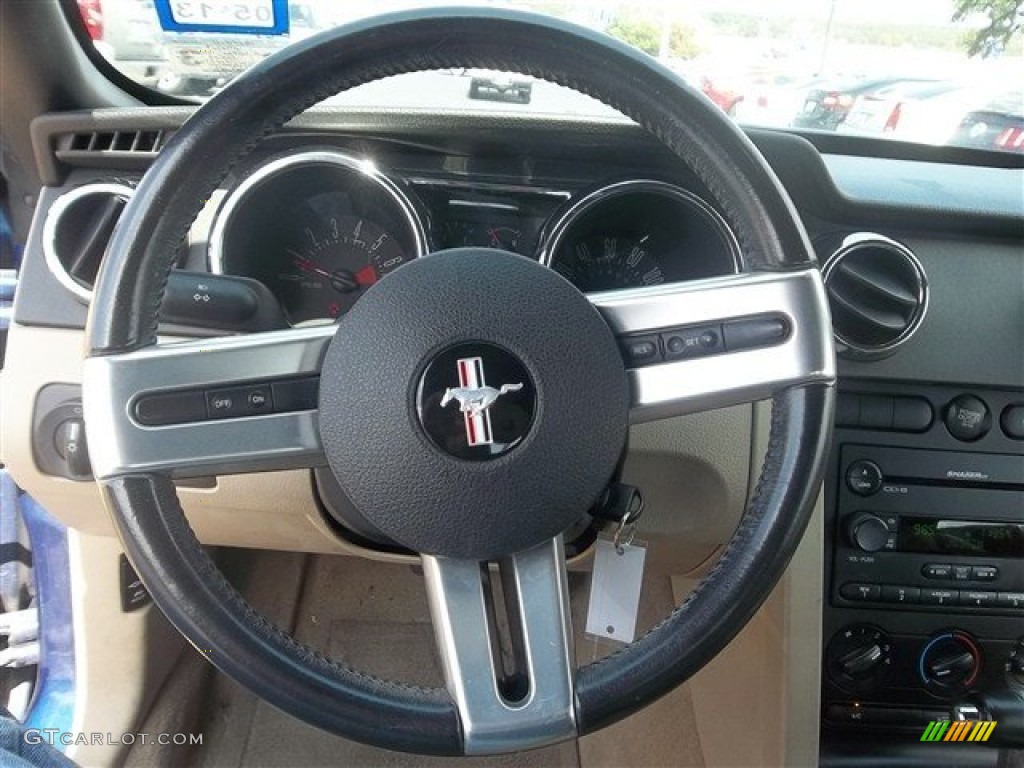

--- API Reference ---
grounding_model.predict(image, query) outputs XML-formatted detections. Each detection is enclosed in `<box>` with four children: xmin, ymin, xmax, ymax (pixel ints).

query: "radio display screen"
<box><xmin>900</xmin><ymin>518</ymin><xmax>1024</xmax><ymax>558</ymax></box>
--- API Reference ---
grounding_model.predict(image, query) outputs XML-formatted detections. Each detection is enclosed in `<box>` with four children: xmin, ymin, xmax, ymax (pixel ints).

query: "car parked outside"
<box><xmin>837</xmin><ymin>80</ymin><xmax>959</xmax><ymax>138</ymax></box>
<box><xmin>466</xmin><ymin>70</ymin><xmax>533</xmax><ymax>103</ymax></box>
<box><xmin>156</xmin><ymin>2</ymin><xmax>324</xmax><ymax>96</ymax></box>
<box><xmin>953</xmin><ymin>106</ymin><xmax>1024</xmax><ymax>152</ymax></box>
<box><xmin>791</xmin><ymin>76</ymin><xmax>934</xmax><ymax>130</ymax></box>
<box><xmin>76</xmin><ymin>0</ymin><xmax>165</xmax><ymax>84</ymax></box>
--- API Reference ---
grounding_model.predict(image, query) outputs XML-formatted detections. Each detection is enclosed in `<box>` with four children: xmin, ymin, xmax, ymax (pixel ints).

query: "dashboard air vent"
<box><xmin>42</xmin><ymin>183</ymin><xmax>133</xmax><ymax>301</ymax></box>
<box><xmin>61</xmin><ymin>129</ymin><xmax>167</xmax><ymax>154</ymax></box>
<box><xmin>822</xmin><ymin>233</ymin><xmax>928</xmax><ymax>359</ymax></box>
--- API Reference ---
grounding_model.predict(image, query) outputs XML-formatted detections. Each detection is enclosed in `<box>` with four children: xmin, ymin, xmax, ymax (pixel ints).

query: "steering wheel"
<box><xmin>82</xmin><ymin>7</ymin><xmax>835</xmax><ymax>756</ymax></box>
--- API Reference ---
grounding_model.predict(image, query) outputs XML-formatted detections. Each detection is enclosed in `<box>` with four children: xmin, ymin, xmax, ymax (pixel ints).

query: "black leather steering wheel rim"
<box><xmin>85</xmin><ymin>7</ymin><xmax>835</xmax><ymax>755</ymax></box>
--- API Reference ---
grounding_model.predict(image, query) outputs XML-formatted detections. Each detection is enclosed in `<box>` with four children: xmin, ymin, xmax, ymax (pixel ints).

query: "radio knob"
<box><xmin>846</xmin><ymin>513</ymin><xmax>891</xmax><ymax>553</ymax></box>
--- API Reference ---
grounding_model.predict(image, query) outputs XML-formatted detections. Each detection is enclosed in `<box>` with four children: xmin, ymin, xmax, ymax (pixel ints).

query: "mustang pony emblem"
<box><xmin>442</xmin><ymin>356</ymin><xmax>523</xmax><ymax>446</ymax></box>
<box><xmin>441</xmin><ymin>383</ymin><xmax>524</xmax><ymax>417</ymax></box>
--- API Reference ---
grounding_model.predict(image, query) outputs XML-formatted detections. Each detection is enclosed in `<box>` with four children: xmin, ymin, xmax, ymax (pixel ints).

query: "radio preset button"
<box><xmin>881</xmin><ymin>585</ymin><xmax>920</xmax><ymax>604</ymax></box>
<box><xmin>960</xmin><ymin>590</ymin><xmax>997</xmax><ymax>607</ymax></box>
<box><xmin>972</xmin><ymin>565</ymin><xmax>998</xmax><ymax>581</ymax></box>
<box><xmin>921</xmin><ymin>588</ymin><xmax>959</xmax><ymax>606</ymax></box>
<box><xmin>996</xmin><ymin>593</ymin><xmax>1024</xmax><ymax>609</ymax></box>
<box><xmin>841</xmin><ymin>583</ymin><xmax>881</xmax><ymax>602</ymax></box>
<box><xmin>922</xmin><ymin>564</ymin><xmax>953</xmax><ymax>580</ymax></box>
<box><xmin>846</xmin><ymin>460</ymin><xmax>884</xmax><ymax>496</ymax></box>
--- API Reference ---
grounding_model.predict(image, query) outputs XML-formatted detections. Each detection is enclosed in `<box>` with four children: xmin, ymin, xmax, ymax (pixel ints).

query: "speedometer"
<box><xmin>210</xmin><ymin>151</ymin><xmax>426</xmax><ymax>324</ymax></box>
<box><xmin>541</xmin><ymin>180</ymin><xmax>740</xmax><ymax>292</ymax></box>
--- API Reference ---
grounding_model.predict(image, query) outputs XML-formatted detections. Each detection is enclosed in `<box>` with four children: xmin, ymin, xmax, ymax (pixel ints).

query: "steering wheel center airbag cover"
<box><xmin>319</xmin><ymin>248</ymin><xmax>628</xmax><ymax>559</ymax></box>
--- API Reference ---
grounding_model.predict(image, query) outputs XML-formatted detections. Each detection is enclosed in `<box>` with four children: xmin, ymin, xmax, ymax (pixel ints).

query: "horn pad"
<box><xmin>318</xmin><ymin>248</ymin><xmax>629</xmax><ymax>560</ymax></box>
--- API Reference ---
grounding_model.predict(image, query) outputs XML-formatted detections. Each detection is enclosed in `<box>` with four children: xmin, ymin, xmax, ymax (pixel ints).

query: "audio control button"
<box><xmin>922</xmin><ymin>563</ymin><xmax>952</xmax><ymax>580</ymax></box>
<box><xmin>881</xmin><ymin>585</ymin><xmax>920</xmax><ymax>604</ymax></box>
<box><xmin>921</xmin><ymin>588</ymin><xmax>959</xmax><ymax>606</ymax></box>
<box><xmin>961</xmin><ymin>590</ymin><xmax>997</xmax><ymax>607</ymax></box>
<box><xmin>951</xmin><ymin>564</ymin><xmax>973</xmax><ymax>581</ymax></box>
<box><xmin>846</xmin><ymin>460</ymin><xmax>883</xmax><ymax>496</ymax></box>
<box><xmin>972</xmin><ymin>565</ymin><xmax>998</xmax><ymax>581</ymax></box>
<box><xmin>841</xmin><ymin>583</ymin><xmax>881</xmax><ymax>602</ymax></box>
<box><xmin>846</xmin><ymin>514</ymin><xmax>891</xmax><ymax>552</ymax></box>
<box><xmin>997</xmin><ymin>593</ymin><xmax>1024</xmax><ymax>609</ymax></box>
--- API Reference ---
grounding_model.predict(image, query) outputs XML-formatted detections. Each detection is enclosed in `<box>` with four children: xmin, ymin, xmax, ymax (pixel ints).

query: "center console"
<box><xmin>821</xmin><ymin>380</ymin><xmax>1024</xmax><ymax>756</ymax></box>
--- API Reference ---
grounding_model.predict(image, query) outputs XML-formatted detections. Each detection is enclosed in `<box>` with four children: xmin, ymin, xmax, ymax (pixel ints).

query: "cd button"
<box><xmin>845</xmin><ymin>460</ymin><xmax>883</xmax><ymax>496</ymax></box>
<box><xmin>951</xmin><ymin>565</ymin><xmax>972</xmax><ymax>581</ymax></box>
<box><xmin>922</xmin><ymin>564</ymin><xmax>952</xmax><ymax>580</ymax></box>
<box><xmin>972</xmin><ymin>565</ymin><xmax>998</xmax><ymax>581</ymax></box>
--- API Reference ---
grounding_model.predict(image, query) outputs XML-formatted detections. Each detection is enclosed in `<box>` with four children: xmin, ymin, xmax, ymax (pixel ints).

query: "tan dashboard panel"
<box><xmin>0</xmin><ymin>324</ymin><xmax>357</xmax><ymax>556</ymax></box>
<box><xmin>2</xmin><ymin>324</ymin><xmax>757</xmax><ymax>563</ymax></box>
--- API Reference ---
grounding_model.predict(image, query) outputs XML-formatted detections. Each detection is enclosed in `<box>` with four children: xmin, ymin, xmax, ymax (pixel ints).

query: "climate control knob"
<box><xmin>845</xmin><ymin>513</ymin><xmax>891</xmax><ymax>553</ymax></box>
<box><xmin>919</xmin><ymin>631</ymin><xmax>982</xmax><ymax>695</ymax></box>
<box><xmin>827</xmin><ymin>625</ymin><xmax>893</xmax><ymax>693</ymax></box>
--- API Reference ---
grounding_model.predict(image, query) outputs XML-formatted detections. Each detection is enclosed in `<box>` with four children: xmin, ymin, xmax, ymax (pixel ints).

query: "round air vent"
<box><xmin>822</xmin><ymin>233</ymin><xmax>928</xmax><ymax>359</ymax></box>
<box><xmin>42</xmin><ymin>182</ymin><xmax>132</xmax><ymax>301</ymax></box>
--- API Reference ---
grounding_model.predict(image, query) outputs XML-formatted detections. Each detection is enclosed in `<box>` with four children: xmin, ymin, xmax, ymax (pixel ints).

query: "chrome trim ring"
<box><xmin>539</xmin><ymin>179</ymin><xmax>742</xmax><ymax>276</ymax></box>
<box><xmin>42</xmin><ymin>182</ymin><xmax>134</xmax><ymax>303</ymax></box>
<box><xmin>208</xmin><ymin>149</ymin><xmax>428</xmax><ymax>278</ymax></box>
<box><xmin>821</xmin><ymin>232</ymin><xmax>929</xmax><ymax>359</ymax></box>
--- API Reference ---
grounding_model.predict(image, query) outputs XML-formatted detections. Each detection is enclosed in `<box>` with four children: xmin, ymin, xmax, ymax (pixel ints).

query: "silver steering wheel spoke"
<box><xmin>422</xmin><ymin>536</ymin><xmax>576</xmax><ymax>755</ymax></box>
<box><xmin>82</xmin><ymin>324</ymin><xmax>334</xmax><ymax>479</ymax></box>
<box><xmin>590</xmin><ymin>268</ymin><xmax>835</xmax><ymax>422</ymax></box>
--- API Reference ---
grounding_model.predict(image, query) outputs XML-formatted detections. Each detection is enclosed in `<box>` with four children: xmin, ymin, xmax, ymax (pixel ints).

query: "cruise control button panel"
<box><xmin>618</xmin><ymin>313</ymin><xmax>789</xmax><ymax>368</ymax></box>
<box><xmin>133</xmin><ymin>376</ymin><xmax>320</xmax><ymax>426</ymax></box>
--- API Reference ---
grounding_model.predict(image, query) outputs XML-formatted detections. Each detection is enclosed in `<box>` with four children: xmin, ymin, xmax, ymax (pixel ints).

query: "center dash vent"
<box><xmin>42</xmin><ymin>183</ymin><xmax>133</xmax><ymax>301</ymax></box>
<box><xmin>822</xmin><ymin>233</ymin><xmax>928</xmax><ymax>359</ymax></box>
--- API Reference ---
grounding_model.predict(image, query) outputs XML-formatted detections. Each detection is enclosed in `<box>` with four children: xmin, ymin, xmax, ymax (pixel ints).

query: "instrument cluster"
<box><xmin>209</xmin><ymin>150</ymin><xmax>741</xmax><ymax>324</ymax></box>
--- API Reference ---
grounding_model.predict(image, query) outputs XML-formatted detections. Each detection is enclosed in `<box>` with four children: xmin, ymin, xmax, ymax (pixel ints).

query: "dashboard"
<box><xmin>2</xmin><ymin>106</ymin><xmax>1023</xmax><ymax>765</ymax></box>
<box><xmin>174</xmin><ymin>147</ymin><xmax>737</xmax><ymax>326</ymax></box>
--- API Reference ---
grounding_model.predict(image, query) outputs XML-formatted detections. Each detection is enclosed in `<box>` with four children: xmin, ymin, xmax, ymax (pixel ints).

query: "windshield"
<box><xmin>77</xmin><ymin>0</ymin><xmax>1023</xmax><ymax>153</ymax></box>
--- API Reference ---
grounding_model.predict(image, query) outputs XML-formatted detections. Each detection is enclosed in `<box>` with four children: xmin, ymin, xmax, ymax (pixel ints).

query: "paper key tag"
<box><xmin>585</xmin><ymin>537</ymin><xmax>646</xmax><ymax>643</ymax></box>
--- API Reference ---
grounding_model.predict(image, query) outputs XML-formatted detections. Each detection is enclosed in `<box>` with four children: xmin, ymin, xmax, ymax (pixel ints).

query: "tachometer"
<box><xmin>211</xmin><ymin>151</ymin><xmax>426</xmax><ymax>324</ymax></box>
<box><xmin>279</xmin><ymin>214</ymin><xmax>409</xmax><ymax>320</ymax></box>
